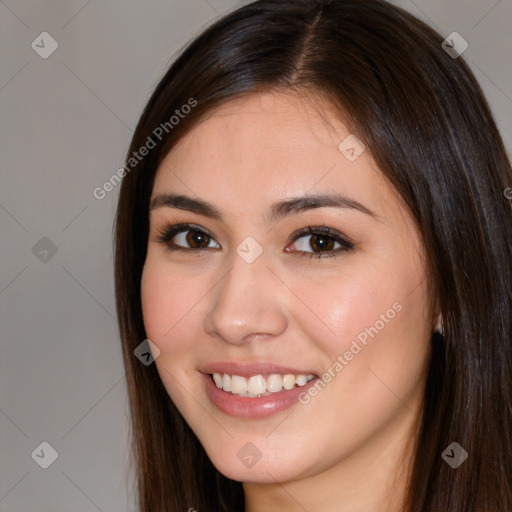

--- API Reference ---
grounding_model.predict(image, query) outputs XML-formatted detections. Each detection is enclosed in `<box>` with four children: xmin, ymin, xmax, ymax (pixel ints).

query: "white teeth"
<box><xmin>267</xmin><ymin>374</ymin><xmax>283</xmax><ymax>392</ymax></box>
<box><xmin>222</xmin><ymin>374</ymin><xmax>231</xmax><ymax>392</ymax></box>
<box><xmin>213</xmin><ymin>373</ymin><xmax>223</xmax><ymax>388</ymax></box>
<box><xmin>295</xmin><ymin>374</ymin><xmax>307</xmax><ymax>386</ymax></box>
<box><xmin>211</xmin><ymin>372</ymin><xmax>315</xmax><ymax>396</ymax></box>
<box><xmin>247</xmin><ymin>375</ymin><xmax>266</xmax><ymax>395</ymax></box>
<box><xmin>230</xmin><ymin>375</ymin><xmax>248</xmax><ymax>395</ymax></box>
<box><xmin>282</xmin><ymin>374</ymin><xmax>296</xmax><ymax>390</ymax></box>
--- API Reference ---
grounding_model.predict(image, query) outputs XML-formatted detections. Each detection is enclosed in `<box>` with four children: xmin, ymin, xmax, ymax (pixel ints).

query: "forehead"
<box><xmin>167</xmin><ymin>91</ymin><xmax>351</xmax><ymax>167</ymax></box>
<box><xmin>152</xmin><ymin>91</ymin><xmax>399</xmax><ymax>223</ymax></box>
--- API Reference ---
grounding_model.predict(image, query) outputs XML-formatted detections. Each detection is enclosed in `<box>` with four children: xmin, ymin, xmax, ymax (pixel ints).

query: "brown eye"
<box><xmin>185</xmin><ymin>229</ymin><xmax>211</xmax><ymax>249</ymax></box>
<box><xmin>155</xmin><ymin>223</ymin><xmax>221</xmax><ymax>251</ymax></box>
<box><xmin>287</xmin><ymin>225</ymin><xmax>354</xmax><ymax>260</ymax></box>
<box><xmin>309</xmin><ymin>234</ymin><xmax>336</xmax><ymax>252</ymax></box>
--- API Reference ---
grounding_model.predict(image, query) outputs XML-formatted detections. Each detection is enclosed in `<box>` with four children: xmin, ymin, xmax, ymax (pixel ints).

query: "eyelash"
<box><xmin>154</xmin><ymin>222</ymin><xmax>354</xmax><ymax>260</ymax></box>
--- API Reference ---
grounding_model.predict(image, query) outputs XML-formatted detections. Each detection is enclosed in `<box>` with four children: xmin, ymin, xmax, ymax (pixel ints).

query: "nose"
<box><xmin>203</xmin><ymin>248</ymin><xmax>288</xmax><ymax>346</ymax></box>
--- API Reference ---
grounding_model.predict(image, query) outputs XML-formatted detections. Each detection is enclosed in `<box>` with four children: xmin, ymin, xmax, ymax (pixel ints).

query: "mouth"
<box><xmin>200</xmin><ymin>363</ymin><xmax>320</xmax><ymax>418</ymax></box>
<box><xmin>210</xmin><ymin>372</ymin><xmax>316</xmax><ymax>397</ymax></box>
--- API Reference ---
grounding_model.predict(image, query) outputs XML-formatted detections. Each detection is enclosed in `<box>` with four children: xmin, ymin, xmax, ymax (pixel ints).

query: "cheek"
<box><xmin>140</xmin><ymin>264</ymin><xmax>171</xmax><ymax>342</ymax></box>
<box><xmin>288</xmin><ymin>260</ymin><xmax>430</xmax><ymax>394</ymax></box>
<box><xmin>141</xmin><ymin>258</ymin><xmax>200</xmax><ymax>344</ymax></box>
<box><xmin>288</xmin><ymin>266</ymin><xmax>406</xmax><ymax>359</ymax></box>
<box><xmin>140</xmin><ymin>259</ymin><xmax>203</xmax><ymax>410</ymax></box>
<box><xmin>284</xmin><ymin>271</ymin><xmax>429</xmax><ymax>458</ymax></box>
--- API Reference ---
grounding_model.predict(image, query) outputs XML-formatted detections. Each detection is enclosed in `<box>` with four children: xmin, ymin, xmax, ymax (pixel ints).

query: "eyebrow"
<box><xmin>150</xmin><ymin>192</ymin><xmax>378</xmax><ymax>222</ymax></box>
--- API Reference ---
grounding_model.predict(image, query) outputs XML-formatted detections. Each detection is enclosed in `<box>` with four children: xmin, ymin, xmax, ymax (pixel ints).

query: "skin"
<box><xmin>141</xmin><ymin>90</ymin><xmax>439</xmax><ymax>512</ymax></box>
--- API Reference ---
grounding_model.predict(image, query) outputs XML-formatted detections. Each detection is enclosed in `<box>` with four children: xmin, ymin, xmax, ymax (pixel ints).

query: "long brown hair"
<box><xmin>114</xmin><ymin>1</ymin><xmax>512</xmax><ymax>510</ymax></box>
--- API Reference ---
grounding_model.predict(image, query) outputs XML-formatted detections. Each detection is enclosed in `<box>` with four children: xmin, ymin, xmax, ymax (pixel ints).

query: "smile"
<box><xmin>211</xmin><ymin>372</ymin><xmax>316</xmax><ymax>397</ymax></box>
<box><xmin>201</xmin><ymin>364</ymin><xmax>320</xmax><ymax>418</ymax></box>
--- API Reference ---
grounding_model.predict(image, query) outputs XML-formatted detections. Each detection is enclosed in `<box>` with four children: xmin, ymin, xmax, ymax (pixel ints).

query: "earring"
<box><xmin>434</xmin><ymin>314</ymin><xmax>444</xmax><ymax>336</ymax></box>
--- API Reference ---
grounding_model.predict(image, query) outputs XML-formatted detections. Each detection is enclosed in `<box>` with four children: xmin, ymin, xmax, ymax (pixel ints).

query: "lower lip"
<box><xmin>201</xmin><ymin>373</ymin><xmax>319</xmax><ymax>418</ymax></box>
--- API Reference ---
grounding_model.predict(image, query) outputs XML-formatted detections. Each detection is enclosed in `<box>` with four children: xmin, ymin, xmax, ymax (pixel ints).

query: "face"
<box><xmin>141</xmin><ymin>91</ymin><xmax>434</xmax><ymax>485</ymax></box>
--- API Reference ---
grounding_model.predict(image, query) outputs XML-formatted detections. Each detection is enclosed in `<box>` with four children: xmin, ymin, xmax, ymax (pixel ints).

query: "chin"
<box><xmin>200</xmin><ymin>439</ymin><xmax>317</xmax><ymax>484</ymax></box>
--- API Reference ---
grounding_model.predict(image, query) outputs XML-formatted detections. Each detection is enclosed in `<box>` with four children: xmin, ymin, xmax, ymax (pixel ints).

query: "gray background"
<box><xmin>1</xmin><ymin>0</ymin><xmax>511</xmax><ymax>510</ymax></box>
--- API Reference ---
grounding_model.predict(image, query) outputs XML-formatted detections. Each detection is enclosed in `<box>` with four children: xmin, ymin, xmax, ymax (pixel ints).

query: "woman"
<box><xmin>114</xmin><ymin>1</ymin><xmax>512</xmax><ymax>510</ymax></box>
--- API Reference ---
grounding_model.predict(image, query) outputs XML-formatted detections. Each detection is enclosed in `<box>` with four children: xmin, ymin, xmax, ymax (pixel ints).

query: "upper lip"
<box><xmin>200</xmin><ymin>361</ymin><xmax>318</xmax><ymax>378</ymax></box>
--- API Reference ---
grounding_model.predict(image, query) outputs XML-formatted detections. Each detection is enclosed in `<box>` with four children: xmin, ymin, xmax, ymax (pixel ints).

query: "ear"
<box><xmin>434</xmin><ymin>312</ymin><xmax>443</xmax><ymax>334</ymax></box>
